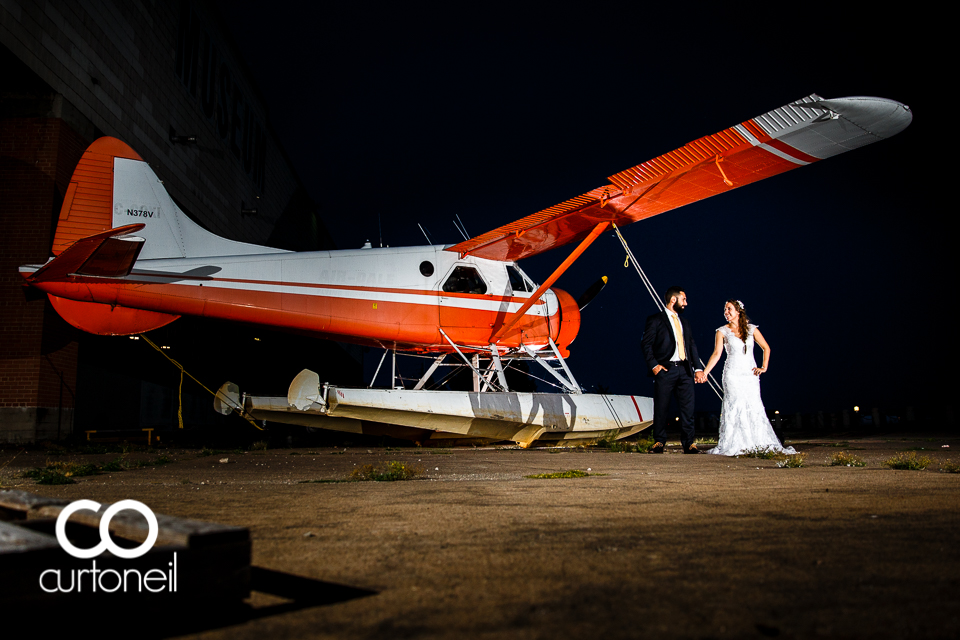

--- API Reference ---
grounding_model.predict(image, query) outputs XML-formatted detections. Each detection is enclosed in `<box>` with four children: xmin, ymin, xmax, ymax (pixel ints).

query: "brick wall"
<box><xmin>0</xmin><ymin>117</ymin><xmax>87</xmax><ymax>441</ymax></box>
<box><xmin>0</xmin><ymin>2</ymin><xmax>346</xmax><ymax>441</ymax></box>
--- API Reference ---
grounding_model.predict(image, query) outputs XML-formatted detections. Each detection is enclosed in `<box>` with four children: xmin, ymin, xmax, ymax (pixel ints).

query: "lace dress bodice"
<box><xmin>708</xmin><ymin>324</ymin><xmax>795</xmax><ymax>456</ymax></box>
<box><xmin>720</xmin><ymin>324</ymin><xmax>758</xmax><ymax>373</ymax></box>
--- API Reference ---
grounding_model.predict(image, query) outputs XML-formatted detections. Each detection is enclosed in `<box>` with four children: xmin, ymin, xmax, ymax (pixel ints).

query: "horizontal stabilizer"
<box><xmin>27</xmin><ymin>224</ymin><xmax>145</xmax><ymax>283</ymax></box>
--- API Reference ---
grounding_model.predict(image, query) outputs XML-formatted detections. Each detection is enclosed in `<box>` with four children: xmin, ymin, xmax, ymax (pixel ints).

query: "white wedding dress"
<box><xmin>708</xmin><ymin>324</ymin><xmax>795</xmax><ymax>456</ymax></box>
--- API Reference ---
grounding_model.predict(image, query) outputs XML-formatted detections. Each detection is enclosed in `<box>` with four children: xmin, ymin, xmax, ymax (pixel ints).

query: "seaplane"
<box><xmin>19</xmin><ymin>94</ymin><xmax>911</xmax><ymax>446</ymax></box>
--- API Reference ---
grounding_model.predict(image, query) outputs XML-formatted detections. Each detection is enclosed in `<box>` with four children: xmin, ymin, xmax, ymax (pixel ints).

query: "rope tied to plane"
<box><xmin>611</xmin><ymin>223</ymin><xmax>724</xmax><ymax>400</ymax></box>
<box><xmin>138</xmin><ymin>333</ymin><xmax>264</xmax><ymax>431</ymax></box>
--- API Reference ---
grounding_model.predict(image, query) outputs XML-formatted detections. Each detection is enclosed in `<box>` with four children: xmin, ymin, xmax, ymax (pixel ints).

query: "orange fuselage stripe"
<box><xmin>33</xmin><ymin>278</ymin><xmax>563</xmax><ymax>351</ymax></box>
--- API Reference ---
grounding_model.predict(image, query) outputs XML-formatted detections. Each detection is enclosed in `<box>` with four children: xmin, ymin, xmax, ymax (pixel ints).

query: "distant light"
<box><xmin>774</xmin><ymin>410</ymin><xmax>779</xmax><ymax>415</ymax></box>
<box><xmin>129</xmin><ymin>336</ymin><xmax>139</xmax><ymax>340</ymax></box>
<box><xmin>161</xmin><ymin>345</ymin><xmax>170</xmax><ymax>350</ymax></box>
<box><xmin>254</xmin><ymin>337</ymin><xmax>261</xmax><ymax>342</ymax></box>
<box><xmin>854</xmin><ymin>406</ymin><xmax>860</xmax><ymax>412</ymax></box>
<box><xmin>675</xmin><ymin>417</ymin><xmax>679</xmax><ymax>421</ymax></box>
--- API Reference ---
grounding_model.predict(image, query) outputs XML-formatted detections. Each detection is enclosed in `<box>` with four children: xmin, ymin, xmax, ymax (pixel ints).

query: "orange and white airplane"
<box><xmin>19</xmin><ymin>94</ymin><xmax>911</xmax><ymax>444</ymax></box>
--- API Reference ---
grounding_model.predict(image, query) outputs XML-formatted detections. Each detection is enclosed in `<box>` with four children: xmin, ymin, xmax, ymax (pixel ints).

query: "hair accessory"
<box><xmin>736</xmin><ymin>299</ymin><xmax>744</xmax><ymax>310</ymax></box>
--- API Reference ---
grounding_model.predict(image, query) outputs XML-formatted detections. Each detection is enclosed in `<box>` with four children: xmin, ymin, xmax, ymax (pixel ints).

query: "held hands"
<box><xmin>752</xmin><ymin>366</ymin><xmax>767</xmax><ymax>376</ymax></box>
<box><xmin>653</xmin><ymin>366</ymin><xmax>709</xmax><ymax>383</ymax></box>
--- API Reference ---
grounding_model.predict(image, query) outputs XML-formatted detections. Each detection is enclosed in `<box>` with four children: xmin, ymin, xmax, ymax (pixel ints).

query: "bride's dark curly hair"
<box><xmin>726</xmin><ymin>299</ymin><xmax>751</xmax><ymax>353</ymax></box>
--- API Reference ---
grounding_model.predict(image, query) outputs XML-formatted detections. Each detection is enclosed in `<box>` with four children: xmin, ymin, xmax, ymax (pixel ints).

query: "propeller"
<box><xmin>576</xmin><ymin>276</ymin><xmax>608</xmax><ymax>311</ymax></box>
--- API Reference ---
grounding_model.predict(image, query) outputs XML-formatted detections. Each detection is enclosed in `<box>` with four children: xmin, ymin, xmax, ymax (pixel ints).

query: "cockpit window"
<box><xmin>442</xmin><ymin>266</ymin><xmax>487</xmax><ymax>295</ymax></box>
<box><xmin>507</xmin><ymin>264</ymin><xmax>534</xmax><ymax>293</ymax></box>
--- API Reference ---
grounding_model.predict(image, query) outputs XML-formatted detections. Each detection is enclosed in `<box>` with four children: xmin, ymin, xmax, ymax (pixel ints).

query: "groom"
<box><xmin>641</xmin><ymin>286</ymin><xmax>706</xmax><ymax>454</ymax></box>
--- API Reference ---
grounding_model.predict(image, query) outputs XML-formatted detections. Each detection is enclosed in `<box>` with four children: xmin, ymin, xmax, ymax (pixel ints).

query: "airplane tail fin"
<box><xmin>37</xmin><ymin>135</ymin><xmax>284</xmax><ymax>336</ymax></box>
<box><xmin>52</xmin><ymin>138</ymin><xmax>142</xmax><ymax>255</ymax></box>
<box><xmin>54</xmin><ymin>136</ymin><xmax>283</xmax><ymax>260</ymax></box>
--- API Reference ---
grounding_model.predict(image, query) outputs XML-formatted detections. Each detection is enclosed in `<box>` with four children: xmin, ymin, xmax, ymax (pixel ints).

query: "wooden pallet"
<box><xmin>0</xmin><ymin>489</ymin><xmax>250</xmax><ymax>607</ymax></box>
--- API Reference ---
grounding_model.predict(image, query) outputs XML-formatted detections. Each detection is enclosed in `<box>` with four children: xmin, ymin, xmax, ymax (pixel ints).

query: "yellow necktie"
<box><xmin>671</xmin><ymin>315</ymin><xmax>686</xmax><ymax>360</ymax></box>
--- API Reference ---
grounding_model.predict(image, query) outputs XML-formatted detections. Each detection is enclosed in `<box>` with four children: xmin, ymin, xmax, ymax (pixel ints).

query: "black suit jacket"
<box><xmin>641</xmin><ymin>311</ymin><xmax>701</xmax><ymax>377</ymax></box>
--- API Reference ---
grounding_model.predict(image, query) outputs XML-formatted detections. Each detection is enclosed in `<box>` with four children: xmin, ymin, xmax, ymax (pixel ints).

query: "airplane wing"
<box><xmin>446</xmin><ymin>94</ymin><xmax>911</xmax><ymax>262</ymax></box>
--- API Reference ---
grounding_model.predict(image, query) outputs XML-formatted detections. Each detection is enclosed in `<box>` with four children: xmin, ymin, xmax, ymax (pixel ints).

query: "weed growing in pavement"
<box><xmin>884</xmin><ymin>452</ymin><xmax>931</xmax><ymax>470</ymax></box>
<box><xmin>696</xmin><ymin>437</ymin><xmax>718</xmax><ymax>445</ymax></box>
<box><xmin>24</xmin><ymin>461</ymin><xmax>96</xmax><ymax>484</ymax></box>
<box><xmin>350</xmin><ymin>461</ymin><xmax>424</xmax><ymax>481</ymax></box>
<box><xmin>774</xmin><ymin>452</ymin><xmax>806</xmax><ymax>468</ymax></box>
<box><xmin>66</xmin><ymin>462</ymin><xmax>100</xmax><ymax>477</ymax></box>
<box><xmin>23</xmin><ymin>466</ymin><xmax>75</xmax><ymax>484</ymax></box>
<box><xmin>737</xmin><ymin>446</ymin><xmax>783</xmax><ymax>460</ymax></box>
<box><xmin>251</xmin><ymin>441</ymin><xmax>269</xmax><ymax>451</ymax></box>
<box><xmin>601</xmin><ymin>440</ymin><xmax>634</xmax><ymax>453</ymax></box>
<box><xmin>633</xmin><ymin>437</ymin><xmax>657</xmax><ymax>453</ymax></box>
<box><xmin>525</xmin><ymin>469</ymin><xmax>604</xmax><ymax>479</ymax></box>
<box><xmin>23</xmin><ymin>454</ymin><xmax>176</xmax><ymax>484</ymax></box>
<box><xmin>99</xmin><ymin>457</ymin><xmax>126</xmax><ymax>472</ymax></box>
<box><xmin>938</xmin><ymin>460</ymin><xmax>960</xmax><ymax>474</ymax></box>
<box><xmin>595</xmin><ymin>436</ymin><xmax>656</xmax><ymax>453</ymax></box>
<box><xmin>831</xmin><ymin>451</ymin><xmax>866</xmax><ymax>467</ymax></box>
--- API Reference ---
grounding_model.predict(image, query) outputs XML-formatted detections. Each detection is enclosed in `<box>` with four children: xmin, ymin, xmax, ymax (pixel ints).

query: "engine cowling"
<box><xmin>551</xmin><ymin>288</ymin><xmax>580</xmax><ymax>358</ymax></box>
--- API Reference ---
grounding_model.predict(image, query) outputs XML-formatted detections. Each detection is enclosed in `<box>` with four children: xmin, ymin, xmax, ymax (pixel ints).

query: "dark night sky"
<box><xmin>214</xmin><ymin>3</ymin><xmax>944</xmax><ymax>416</ymax></box>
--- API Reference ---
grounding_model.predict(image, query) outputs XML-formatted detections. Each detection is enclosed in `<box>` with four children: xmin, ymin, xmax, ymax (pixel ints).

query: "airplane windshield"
<box><xmin>507</xmin><ymin>264</ymin><xmax>534</xmax><ymax>293</ymax></box>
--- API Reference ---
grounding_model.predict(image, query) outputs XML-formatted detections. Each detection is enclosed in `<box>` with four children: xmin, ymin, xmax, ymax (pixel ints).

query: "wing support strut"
<box><xmin>489</xmin><ymin>344</ymin><xmax>509</xmax><ymax>391</ymax></box>
<box><xmin>414</xmin><ymin>354</ymin><xmax>446</xmax><ymax>390</ymax></box>
<box><xmin>440</xmin><ymin>329</ymin><xmax>505</xmax><ymax>392</ymax></box>
<box><xmin>492</xmin><ymin>221</ymin><xmax>609</xmax><ymax>343</ymax></box>
<box><xmin>612</xmin><ymin>223</ymin><xmax>724</xmax><ymax>400</ymax></box>
<box><xmin>521</xmin><ymin>340</ymin><xmax>582</xmax><ymax>394</ymax></box>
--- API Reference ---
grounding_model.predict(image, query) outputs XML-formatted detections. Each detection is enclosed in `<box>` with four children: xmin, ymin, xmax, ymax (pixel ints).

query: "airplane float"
<box><xmin>20</xmin><ymin>94</ymin><xmax>911</xmax><ymax>446</ymax></box>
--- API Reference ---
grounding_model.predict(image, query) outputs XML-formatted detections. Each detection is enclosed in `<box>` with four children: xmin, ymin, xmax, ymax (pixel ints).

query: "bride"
<box><xmin>702</xmin><ymin>300</ymin><xmax>795</xmax><ymax>456</ymax></box>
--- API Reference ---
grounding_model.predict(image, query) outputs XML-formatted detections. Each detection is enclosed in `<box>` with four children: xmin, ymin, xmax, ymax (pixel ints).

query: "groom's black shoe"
<box><xmin>683</xmin><ymin>444</ymin><xmax>703</xmax><ymax>454</ymax></box>
<box><xmin>649</xmin><ymin>442</ymin><xmax>665</xmax><ymax>454</ymax></box>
